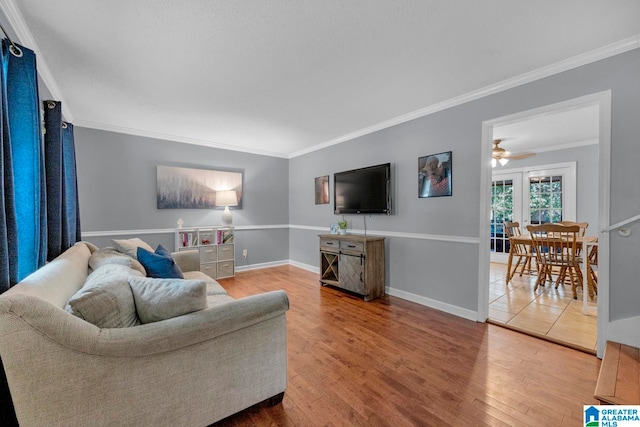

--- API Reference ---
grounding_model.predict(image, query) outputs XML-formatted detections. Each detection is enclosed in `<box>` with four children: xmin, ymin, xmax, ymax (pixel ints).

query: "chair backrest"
<box><xmin>503</xmin><ymin>221</ymin><xmax>522</xmax><ymax>238</ymax></box>
<box><xmin>557</xmin><ymin>221</ymin><xmax>589</xmax><ymax>237</ymax></box>
<box><xmin>588</xmin><ymin>244</ymin><xmax>598</xmax><ymax>265</ymax></box>
<box><xmin>504</xmin><ymin>221</ymin><xmax>531</xmax><ymax>256</ymax></box>
<box><xmin>527</xmin><ymin>223</ymin><xmax>580</xmax><ymax>266</ymax></box>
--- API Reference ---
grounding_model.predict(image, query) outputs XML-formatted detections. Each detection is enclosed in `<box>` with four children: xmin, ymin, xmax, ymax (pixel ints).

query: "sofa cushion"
<box><xmin>137</xmin><ymin>244</ymin><xmax>184</xmax><ymax>279</ymax></box>
<box><xmin>128</xmin><ymin>277</ymin><xmax>207</xmax><ymax>324</ymax></box>
<box><xmin>65</xmin><ymin>264</ymin><xmax>143</xmax><ymax>328</ymax></box>
<box><xmin>112</xmin><ymin>237</ymin><xmax>154</xmax><ymax>260</ymax></box>
<box><xmin>183</xmin><ymin>271</ymin><xmax>228</xmax><ymax>295</ymax></box>
<box><xmin>89</xmin><ymin>247</ymin><xmax>147</xmax><ymax>276</ymax></box>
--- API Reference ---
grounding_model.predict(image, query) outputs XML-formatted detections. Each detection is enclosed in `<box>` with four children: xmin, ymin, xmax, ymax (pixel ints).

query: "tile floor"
<box><xmin>488</xmin><ymin>262</ymin><xmax>597</xmax><ymax>353</ymax></box>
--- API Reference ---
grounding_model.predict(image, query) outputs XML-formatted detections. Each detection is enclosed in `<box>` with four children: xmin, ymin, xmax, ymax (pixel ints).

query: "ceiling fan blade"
<box><xmin>504</xmin><ymin>152</ymin><xmax>536</xmax><ymax>160</ymax></box>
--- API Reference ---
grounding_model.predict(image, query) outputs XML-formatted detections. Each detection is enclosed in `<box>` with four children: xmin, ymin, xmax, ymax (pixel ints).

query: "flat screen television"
<box><xmin>334</xmin><ymin>163</ymin><xmax>391</xmax><ymax>214</ymax></box>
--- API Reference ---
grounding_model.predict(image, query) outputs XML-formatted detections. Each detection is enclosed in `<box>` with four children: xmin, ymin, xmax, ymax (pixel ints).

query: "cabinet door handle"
<box><xmin>360</xmin><ymin>272</ymin><xmax>363</xmax><ymax>282</ymax></box>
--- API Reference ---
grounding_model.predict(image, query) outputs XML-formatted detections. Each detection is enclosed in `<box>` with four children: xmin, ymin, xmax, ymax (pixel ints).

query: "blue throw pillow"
<box><xmin>137</xmin><ymin>244</ymin><xmax>184</xmax><ymax>279</ymax></box>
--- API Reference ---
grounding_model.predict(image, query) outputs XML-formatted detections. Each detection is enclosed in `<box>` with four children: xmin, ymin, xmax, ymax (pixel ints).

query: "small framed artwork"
<box><xmin>315</xmin><ymin>175</ymin><xmax>329</xmax><ymax>204</ymax></box>
<box><xmin>329</xmin><ymin>223</ymin><xmax>338</xmax><ymax>234</ymax></box>
<box><xmin>418</xmin><ymin>151</ymin><xmax>452</xmax><ymax>198</ymax></box>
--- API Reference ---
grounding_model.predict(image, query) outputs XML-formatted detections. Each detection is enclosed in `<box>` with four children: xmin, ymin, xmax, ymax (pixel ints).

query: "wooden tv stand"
<box><xmin>318</xmin><ymin>234</ymin><xmax>385</xmax><ymax>301</ymax></box>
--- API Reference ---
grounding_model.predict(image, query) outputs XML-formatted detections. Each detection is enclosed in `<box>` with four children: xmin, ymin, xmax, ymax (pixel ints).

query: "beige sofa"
<box><xmin>0</xmin><ymin>242</ymin><xmax>289</xmax><ymax>426</ymax></box>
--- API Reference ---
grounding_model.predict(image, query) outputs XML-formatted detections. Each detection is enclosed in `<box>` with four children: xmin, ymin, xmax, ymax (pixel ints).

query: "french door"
<box><xmin>490</xmin><ymin>173</ymin><xmax>522</xmax><ymax>263</ymax></box>
<box><xmin>490</xmin><ymin>163</ymin><xmax>576</xmax><ymax>263</ymax></box>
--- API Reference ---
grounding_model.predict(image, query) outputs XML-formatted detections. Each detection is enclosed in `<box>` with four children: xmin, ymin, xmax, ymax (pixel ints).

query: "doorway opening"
<box><xmin>477</xmin><ymin>91</ymin><xmax>611</xmax><ymax>357</ymax></box>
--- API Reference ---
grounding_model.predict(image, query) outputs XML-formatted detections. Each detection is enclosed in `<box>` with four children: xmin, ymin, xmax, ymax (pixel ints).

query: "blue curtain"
<box><xmin>0</xmin><ymin>39</ymin><xmax>46</xmax><ymax>290</ymax></box>
<box><xmin>44</xmin><ymin>101</ymin><xmax>81</xmax><ymax>261</ymax></box>
<box><xmin>0</xmin><ymin>40</ymin><xmax>82</xmax><ymax>425</ymax></box>
<box><xmin>0</xmin><ymin>42</ymin><xmax>18</xmax><ymax>292</ymax></box>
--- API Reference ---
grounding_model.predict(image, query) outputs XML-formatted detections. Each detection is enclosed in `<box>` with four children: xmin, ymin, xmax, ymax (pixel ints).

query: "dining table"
<box><xmin>505</xmin><ymin>234</ymin><xmax>598</xmax><ymax>315</ymax></box>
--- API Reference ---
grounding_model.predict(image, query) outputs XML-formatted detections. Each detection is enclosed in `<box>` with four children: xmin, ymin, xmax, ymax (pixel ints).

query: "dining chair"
<box><xmin>557</xmin><ymin>221</ymin><xmax>589</xmax><ymax>238</ymax></box>
<box><xmin>555</xmin><ymin>221</ymin><xmax>590</xmax><ymax>286</ymax></box>
<box><xmin>503</xmin><ymin>221</ymin><xmax>534</xmax><ymax>282</ymax></box>
<box><xmin>527</xmin><ymin>223</ymin><xmax>582</xmax><ymax>298</ymax></box>
<box><xmin>586</xmin><ymin>244</ymin><xmax>598</xmax><ymax>299</ymax></box>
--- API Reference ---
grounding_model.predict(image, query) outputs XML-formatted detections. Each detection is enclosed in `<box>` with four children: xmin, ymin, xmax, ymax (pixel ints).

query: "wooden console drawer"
<box><xmin>340</xmin><ymin>240</ymin><xmax>364</xmax><ymax>252</ymax></box>
<box><xmin>320</xmin><ymin>238</ymin><xmax>340</xmax><ymax>252</ymax></box>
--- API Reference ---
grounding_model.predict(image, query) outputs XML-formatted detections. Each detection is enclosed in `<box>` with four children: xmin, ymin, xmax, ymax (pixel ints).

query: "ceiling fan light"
<box><xmin>491</xmin><ymin>158</ymin><xmax>497</xmax><ymax>168</ymax></box>
<box><xmin>499</xmin><ymin>158</ymin><xmax>509</xmax><ymax>166</ymax></box>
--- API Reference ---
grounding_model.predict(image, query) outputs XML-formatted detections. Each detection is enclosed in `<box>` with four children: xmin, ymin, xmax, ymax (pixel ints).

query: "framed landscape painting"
<box><xmin>157</xmin><ymin>165</ymin><xmax>243</xmax><ymax>209</ymax></box>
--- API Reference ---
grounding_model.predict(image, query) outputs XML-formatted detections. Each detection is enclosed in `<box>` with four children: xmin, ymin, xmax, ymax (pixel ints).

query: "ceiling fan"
<box><xmin>492</xmin><ymin>139</ymin><xmax>536</xmax><ymax>167</ymax></box>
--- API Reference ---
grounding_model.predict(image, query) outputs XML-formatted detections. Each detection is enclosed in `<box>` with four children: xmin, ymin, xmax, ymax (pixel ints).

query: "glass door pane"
<box><xmin>528</xmin><ymin>175</ymin><xmax>563</xmax><ymax>224</ymax></box>
<box><xmin>491</xmin><ymin>179</ymin><xmax>513</xmax><ymax>255</ymax></box>
<box><xmin>525</xmin><ymin>164</ymin><xmax>575</xmax><ymax>227</ymax></box>
<box><xmin>490</xmin><ymin>172</ymin><xmax>522</xmax><ymax>263</ymax></box>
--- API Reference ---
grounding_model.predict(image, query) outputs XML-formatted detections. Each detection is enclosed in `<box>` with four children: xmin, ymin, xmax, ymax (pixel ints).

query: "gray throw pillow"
<box><xmin>89</xmin><ymin>247</ymin><xmax>147</xmax><ymax>276</ymax></box>
<box><xmin>128</xmin><ymin>277</ymin><xmax>207</xmax><ymax>324</ymax></box>
<box><xmin>66</xmin><ymin>264</ymin><xmax>144</xmax><ymax>328</ymax></box>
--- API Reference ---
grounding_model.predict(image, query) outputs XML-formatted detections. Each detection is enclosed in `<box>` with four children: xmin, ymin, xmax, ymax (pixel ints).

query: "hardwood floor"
<box><xmin>488</xmin><ymin>262</ymin><xmax>598</xmax><ymax>353</ymax></box>
<box><xmin>214</xmin><ymin>265</ymin><xmax>600</xmax><ymax>426</ymax></box>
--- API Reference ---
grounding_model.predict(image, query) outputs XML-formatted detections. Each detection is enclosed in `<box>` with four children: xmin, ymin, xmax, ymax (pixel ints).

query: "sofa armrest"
<box><xmin>0</xmin><ymin>290</ymin><xmax>289</xmax><ymax>357</ymax></box>
<box><xmin>171</xmin><ymin>249</ymin><xmax>200</xmax><ymax>272</ymax></box>
<box><xmin>0</xmin><ymin>289</ymin><xmax>289</xmax><ymax>427</ymax></box>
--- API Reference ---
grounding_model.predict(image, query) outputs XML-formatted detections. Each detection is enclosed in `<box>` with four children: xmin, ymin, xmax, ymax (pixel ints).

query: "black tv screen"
<box><xmin>334</xmin><ymin>163</ymin><xmax>391</xmax><ymax>214</ymax></box>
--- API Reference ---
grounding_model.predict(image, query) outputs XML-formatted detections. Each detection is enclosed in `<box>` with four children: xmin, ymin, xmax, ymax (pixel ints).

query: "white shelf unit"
<box><xmin>175</xmin><ymin>227</ymin><xmax>235</xmax><ymax>279</ymax></box>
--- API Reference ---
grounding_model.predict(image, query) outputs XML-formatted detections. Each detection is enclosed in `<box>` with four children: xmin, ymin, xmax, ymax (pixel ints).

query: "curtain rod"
<box><xmin>0</xmin><ymin>22</ymin><xmax>23</xmax><ymax>57</ymax></box>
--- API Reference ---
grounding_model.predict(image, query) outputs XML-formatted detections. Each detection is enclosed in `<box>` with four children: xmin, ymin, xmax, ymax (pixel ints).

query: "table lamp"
<box><xmin>216</xmin><ymin>190</ymin><xmax>238</xmax><ymax>226</ymax></box>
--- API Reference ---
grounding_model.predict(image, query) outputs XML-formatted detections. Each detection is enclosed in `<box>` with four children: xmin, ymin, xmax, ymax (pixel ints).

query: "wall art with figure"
<box><xmin>418</xmin><ymin>151</ymin><xmax>452</xmax><ymax>198</ymax></box>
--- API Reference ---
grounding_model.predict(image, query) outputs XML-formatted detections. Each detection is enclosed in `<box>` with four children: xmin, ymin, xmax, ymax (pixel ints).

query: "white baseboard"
<box><xmin>235</xmin><ymin>260</ymin><xmax>289</xmax><ymax>272</ymax></box>
<box><xmin>386</xmin><ymin>287</ymin><xmax>478</xmax><ymax>321</ymax></box>
<box><xmin>288</xmin><ymin>260</ymin><xmax>318</xmax><ymax>273</ymax></box>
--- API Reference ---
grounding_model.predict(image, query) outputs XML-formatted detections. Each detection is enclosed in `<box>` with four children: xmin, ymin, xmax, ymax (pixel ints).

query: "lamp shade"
<box><xmin>215</xmin><ymin>190</ymin><xmax>238</xmax><ymax>207</ymax></box>
<box><xmin>216</xmin><ymin>191</ymin><xmax>238</xmax><ymax>226</ymax></box>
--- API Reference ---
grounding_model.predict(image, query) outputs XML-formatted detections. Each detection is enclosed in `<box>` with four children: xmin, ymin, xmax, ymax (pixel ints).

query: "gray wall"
<box><xmin>289</xmin><ymin>49</ymin><xmax>640</xmax><ymax>322</ymax></box>
<box><xmin>74</xmin><ymin>128</ymin><xmax>290</xmax><ymax>265</ymax></box>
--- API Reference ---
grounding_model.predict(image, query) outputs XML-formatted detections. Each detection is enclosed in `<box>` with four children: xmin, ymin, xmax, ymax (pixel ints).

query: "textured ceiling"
<box><xmin>4</xmin><ymin>1</ymin><xmax>640</xmax><ymax>158</ymax></box>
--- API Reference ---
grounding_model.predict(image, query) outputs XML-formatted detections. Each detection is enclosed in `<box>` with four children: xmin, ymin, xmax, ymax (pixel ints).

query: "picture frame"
<box><xmin>156</xmin><ymin>165</ymin><xmax>244</xmax><ymax>209</ymax></box>
<box><xmin>418</xmin><ymin>151</ymin><xmax>452</xmax><ymax>198</ymax></box>
<box><xmin>315</xmin><ymin>175</ymin><xmax>329</xmax><ymax>204</ymax></box>
<box><xmin>329</xmin><ymin>223</ymin><xmax>338</xmax><ymax>234</ymax></box>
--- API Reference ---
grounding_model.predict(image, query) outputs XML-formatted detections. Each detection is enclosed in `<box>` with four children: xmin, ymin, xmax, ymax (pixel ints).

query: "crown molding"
<box><xmin>291</xmin><ymin>34</ymin><xmax>640</xmax><ymax>159</ymax></box>
<box><xmin>74</xmin><ymin>120</ymin><xmax>290</xmax><ymax>159</ymax></box>
<box><xmin>0</xmin><ymin>0</ymin><xmax>74</xmax><ymax>122</ymax></box>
